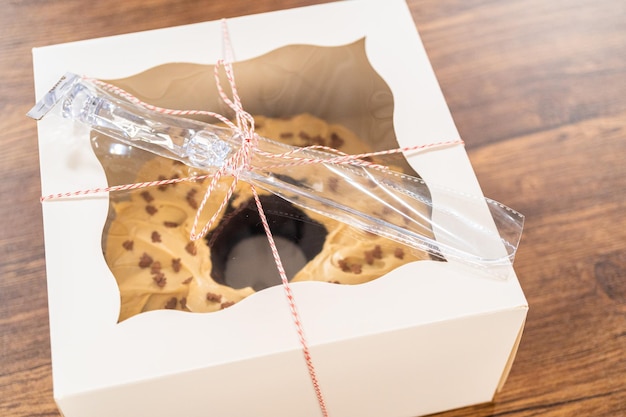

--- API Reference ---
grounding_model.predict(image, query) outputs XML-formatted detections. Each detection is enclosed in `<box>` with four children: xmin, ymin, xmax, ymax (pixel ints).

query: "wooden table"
<box><xmin>1</xmin><ymin>1</ymin><xmax>624</xmax><ymax>416</ymax></box>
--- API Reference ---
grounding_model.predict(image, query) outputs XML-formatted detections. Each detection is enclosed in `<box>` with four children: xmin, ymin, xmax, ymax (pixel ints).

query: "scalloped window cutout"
<box><xmin>91</xmin><ymin>39</ymin><xmax>437</xmax><ymax>322</ymax></box>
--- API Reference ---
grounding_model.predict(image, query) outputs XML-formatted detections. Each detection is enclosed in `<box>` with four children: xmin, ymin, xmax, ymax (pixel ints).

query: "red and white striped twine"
<box><xmin>40</xmin><ymin>174</ymin><xmax>212</xmax><ymax>202</ymax></box>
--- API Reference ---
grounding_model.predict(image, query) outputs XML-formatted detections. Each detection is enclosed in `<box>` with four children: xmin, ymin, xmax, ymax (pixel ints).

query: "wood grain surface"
<box><xmin>1</xmin><ymin>0</ymin><xmax>624</xmax><ymax>416</ymax></box>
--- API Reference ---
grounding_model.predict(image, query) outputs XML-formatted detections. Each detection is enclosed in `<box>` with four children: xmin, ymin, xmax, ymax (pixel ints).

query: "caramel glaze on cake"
<box><xmin>104</xmin><ymin>114</ymin><xmax>432</xmax><ymax>321</ymax></box>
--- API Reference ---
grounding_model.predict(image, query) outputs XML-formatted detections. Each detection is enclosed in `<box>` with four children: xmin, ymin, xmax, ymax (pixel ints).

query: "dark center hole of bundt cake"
<box><xmin>206</xmin><ymin>194</ymin><xmax>328</xmax><ymax>291</ymax></box>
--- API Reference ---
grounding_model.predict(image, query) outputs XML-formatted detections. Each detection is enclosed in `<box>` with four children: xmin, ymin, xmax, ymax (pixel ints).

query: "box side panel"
<box><xmin>55</xmin><ymin>307</ymin><xmax>527</xmax><ymax>417</ymax></box>
<box><xmin>496</xmin><ymin>315</ymin><xmax>527</xmax><ymax>393</ymax></box>
<box><xmin>56</xmin><ymin>349</ymin><xmax>323</xmax><ymax>417</ymax></box>
<box><xmin>315</xmin><ymin>307</ymin><xmax>529</xmax><ymax>417</ymax></box>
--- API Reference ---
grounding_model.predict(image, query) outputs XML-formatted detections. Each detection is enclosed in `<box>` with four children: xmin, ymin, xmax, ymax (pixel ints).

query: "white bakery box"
<box><xmin>31</xmin><ymin>0</ymin><xmax>528</xmax><ymax>416</ymax></box>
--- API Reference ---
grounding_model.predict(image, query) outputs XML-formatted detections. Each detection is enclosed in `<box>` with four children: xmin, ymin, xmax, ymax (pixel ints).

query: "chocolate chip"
<box><xmin>150</xmin><ymin>261</ymin><xmax>162</xmax><ymax>274</ymax></box>
<box><xmin>182</xmin><ymin>276</ymin><xmax>193</xmax><ymax>285</ymax></box>
<box><xmin>157</xmin><ymin>175</ymin><xmax>168</xmax><ymax>191</ymax></box>
<box><xmin>185</xmin><ymin>242</ymin><xmax>197</xmax><ymax>256</ymax></box>
<box><xmin>122</xmin><ymin>240</ymin><xmax>134</xmax><ymax>251</ymax></box>
<box><xmin>339</xmin><ymin>258</ymin><xmax>363</xmax><ymax>274</ymax></box>
<box><xmin>206</xmin><ymin>292</ymin><xmax>221</xmax><ymax>303</ymax></box>
<box><xmin>338</xmin><ymin>259</ymin><xmax>351</xmax><ymax>272</ymax></box>
<box><xmin>180</xmin><ymin>297</ymin><xmax>187</xmax><ymax>310</ymax></box>
<box><xmin>163</xmin><ymin>221</ymin><xmax>178</xmax><ymax>228</ymax></box>
<box><xmin>164</xmin><ymin>297</ymin><xmax>177</xmax><ymax>309</ymax></box>
<box><xmin>364</xmin><ymin>245</ymin><xmax>382</xmax><ymax>264</ymax></box>
<box><xmin>394</xmin><ymin>248</ymin><xmax>405</xmax><ymax>259</ymax></box>
<box><xmin>151</xmin><ymin>231</ymin><xmax>162</xmax><ymax>243</ymax></box>
<box><xmin>152</xmin><ymin>272</ymin><xmax>167</xmax><ymax>287</ymax></box>
<box><xmin>280</xmin><ymin>132</ymin><xmax>294</xmax><ymax>139</ymax></box>
<box><xmin>186</xmin><ymin>196</ymin><xmax>198</xmax><ymax>210</ymax></box>
<box><xmin>221</xmin><ymin>301</ymin><xmax>235</xmax><ymax>309</ymax></box>
<box><xmin>330</xmin><ymin>132</ymin><xmax>344</xmax><ymax>149</ymax></box>
<box><xmin>140</xmin><ymin>191</ymin><xmax>154</xmax><ymax>203</ymax></box>
<box><xmin>145</xmin><ymin>205</ymin><xmax>158</xmax><ymax>215</ymax></box>
<box><xmin>139</xmin><ymin>253</ymin><xmax>153</xmax><ymax>268</ymax></box>
<box><xmin>172</xmin><ymin>258</ymin><xmax>182</xmax><ymax>273</ymax></box>
<box><xmin>186</xmin><ymin>189</ymin><xmax>198</xmax><ymax>209</ymax></box>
